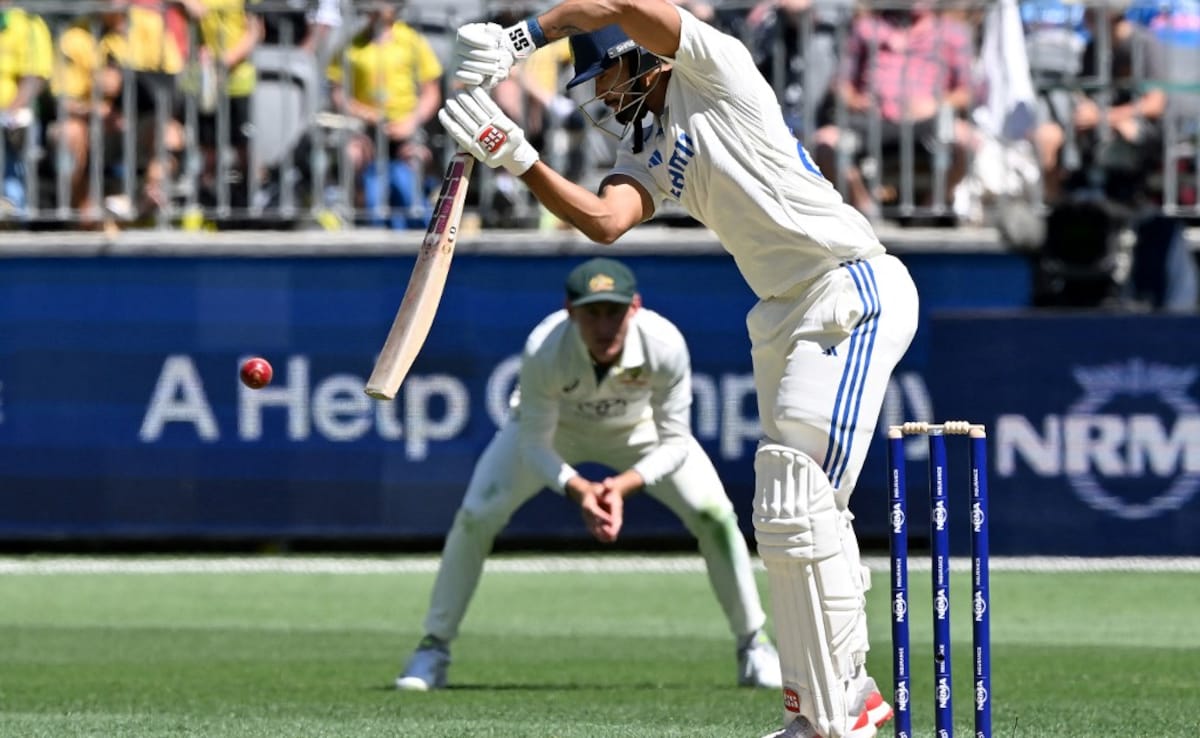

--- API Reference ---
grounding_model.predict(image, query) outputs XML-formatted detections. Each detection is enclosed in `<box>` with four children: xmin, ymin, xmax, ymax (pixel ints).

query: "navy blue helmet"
<box><xmin>566</xmin><ymin>25</ymin><xmax>643</xmax><ymax>89</ymax></box>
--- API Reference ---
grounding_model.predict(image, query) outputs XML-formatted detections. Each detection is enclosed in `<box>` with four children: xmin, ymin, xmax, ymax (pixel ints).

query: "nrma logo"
<box><xmin>995</xmin><ymin>358</ymin><xmax>1200</xmax><ymax>520</ymax></box>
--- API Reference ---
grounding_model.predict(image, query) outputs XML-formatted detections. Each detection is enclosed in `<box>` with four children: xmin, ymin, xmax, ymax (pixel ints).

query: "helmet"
<box><xmin>566</xmin><ymin>25</ymin><xmax>643</xmax><ymax>89</ymax></box>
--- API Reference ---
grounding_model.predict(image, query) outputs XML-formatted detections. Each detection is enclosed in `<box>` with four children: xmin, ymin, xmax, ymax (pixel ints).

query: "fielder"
<box><xmin>435</xmin><ymin>2</ymin><xmax>920</xmax><ymax>736</ymax></box>
<box><xmin>397</xmin><ymin>257</ymin><xmax>783</xmax><ymax>692</ymax></box>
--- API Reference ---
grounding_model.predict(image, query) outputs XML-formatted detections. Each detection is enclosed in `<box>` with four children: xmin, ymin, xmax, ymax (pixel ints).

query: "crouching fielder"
<box><xmin>397</xmin><ymin>257</ymin><xmax>782</xmax><ymax>692</ymax></box>
<box><xmin>435</xmin><ymin>1</ymin><xmax>918</xmax><ymax>734</ymax></box>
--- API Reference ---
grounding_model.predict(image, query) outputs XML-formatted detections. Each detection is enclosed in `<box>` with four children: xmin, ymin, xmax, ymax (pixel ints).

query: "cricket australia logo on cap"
<box><xmin>588</xmin><ymin>274</ymin><xmax>615</xmax><ymax>293</ymax></box>
<box><xmin>477</xmin><ymin>125</ymin><xmax>508</xmax><ymax>153</ymax></box>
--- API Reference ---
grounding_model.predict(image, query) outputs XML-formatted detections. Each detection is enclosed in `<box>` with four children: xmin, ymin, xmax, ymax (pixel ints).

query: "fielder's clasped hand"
<box><xmin>438</xmin><ymin>87</ymin><xmax>539</xmax><ymax>176</ymax></box>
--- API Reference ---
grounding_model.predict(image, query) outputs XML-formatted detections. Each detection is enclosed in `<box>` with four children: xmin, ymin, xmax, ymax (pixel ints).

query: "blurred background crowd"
<box><xmin>0</xmin><ymin>0</ymin><xmax>1197</xmax><ymax>307</ymax></box>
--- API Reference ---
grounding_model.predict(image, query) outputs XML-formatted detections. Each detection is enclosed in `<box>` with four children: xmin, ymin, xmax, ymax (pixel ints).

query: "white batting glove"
<box><xmin>452</xmin><ymin>20</ymin><xmax>541</xmax><ymax>89</ymax></box>
<box><xmin>438</xmin><ymin>87</ymin><xmax>540</xmax><ymax>176</ymax></box>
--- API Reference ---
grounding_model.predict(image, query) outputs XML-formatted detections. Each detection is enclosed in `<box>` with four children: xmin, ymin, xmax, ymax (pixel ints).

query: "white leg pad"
<box><xmin>840</xmin><ymin>510</ymin><xmax>871</xmax><ymax>670</ymax></box>
<box><xmin>753</xmin><ymin>444</ymin><xmax>863</xmax><ymax>737</ymax></box>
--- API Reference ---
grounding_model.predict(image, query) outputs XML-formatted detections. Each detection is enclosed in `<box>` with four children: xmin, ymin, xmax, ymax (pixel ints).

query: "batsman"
<box><xmin>435</xmin><ymin>1</ymin><xmax>920</xmax><ymax>736</ymax></box>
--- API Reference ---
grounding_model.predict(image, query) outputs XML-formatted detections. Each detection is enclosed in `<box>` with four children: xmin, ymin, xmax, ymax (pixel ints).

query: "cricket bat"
<box><xmin>364</xmin><ymin>152</ymin><xmax>475</xmax><ymax>400</ymax></box>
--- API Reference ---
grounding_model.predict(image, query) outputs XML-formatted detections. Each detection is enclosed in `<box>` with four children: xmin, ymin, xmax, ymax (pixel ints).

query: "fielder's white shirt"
<box><xmin>610</xmin><ymin>7</ymin><xmax>885</xmax><ymax>300</ymax></box>
<box><xmin>514</xmin><ymin>308</ymin><xmax>692</xmax><ymax>493</ymax></box>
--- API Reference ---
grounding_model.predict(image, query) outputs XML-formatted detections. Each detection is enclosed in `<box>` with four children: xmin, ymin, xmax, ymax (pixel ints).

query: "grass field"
<box><xmin>1</xmin><ymin>555</ymin><xmax>1198</xmax><ymax>737</ymax></box>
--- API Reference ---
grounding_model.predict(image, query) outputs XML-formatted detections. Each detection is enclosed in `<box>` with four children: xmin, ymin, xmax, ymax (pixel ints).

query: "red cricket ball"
<box><xmin>240</xmin><ymin>357</ymin><xmax>273</xmax><ymax>389</ymax></box>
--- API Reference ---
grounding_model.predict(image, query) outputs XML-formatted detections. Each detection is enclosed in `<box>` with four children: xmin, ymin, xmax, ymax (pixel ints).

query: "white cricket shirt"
<box><xmin>514</xmin><ymin>308</ymin><xmax>692</xmax><ymax>493</ymax></box>
<box><xmin>610</xmin><ymin>7</ymin><xmax>886</xmax><ymax>300</ymax></box>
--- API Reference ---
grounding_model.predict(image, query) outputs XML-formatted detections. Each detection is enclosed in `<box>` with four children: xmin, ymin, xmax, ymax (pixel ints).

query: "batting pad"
<box><xmin>753</xmin><ymin>444</ymin><xmax>862</xmax><ymax>736</ymax></box>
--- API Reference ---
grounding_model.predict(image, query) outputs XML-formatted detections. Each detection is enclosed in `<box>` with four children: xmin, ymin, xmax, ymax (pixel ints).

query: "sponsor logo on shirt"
<box><xmin>667</xmin><ymin>132</ymin><xmax>695</xmax><ymax>199</ymax></box>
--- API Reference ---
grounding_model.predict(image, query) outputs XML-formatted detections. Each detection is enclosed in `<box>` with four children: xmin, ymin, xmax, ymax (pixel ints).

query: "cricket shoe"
<box><xmin>849</xmin><ymin>676</ymin><xmax>893</xmax><ymax>732</ymax></box>
<box><xmin>737</xmin><ymin>630</ymin><xmax>783</xmax><ymax>689</ymax></box>
<box><xmin>395</xmin><ymin>635</ymin><xmax>450</xmax><ymax>691</ymax></box>
<box><xmin>758</xmin><ymin>682</ymin><xmax>888</xmax><ymax>738</ymax></box>
<box><xmin>759</xmin><ymin>714</ymin><xmax>877</xmax><ymax>738</ymax></box>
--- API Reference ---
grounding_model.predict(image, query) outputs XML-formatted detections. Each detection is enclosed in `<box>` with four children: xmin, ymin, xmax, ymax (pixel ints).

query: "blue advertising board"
<box><xmin>926</xmin><ymin>313</ymin><xmax>1200</xmax><ymax>555</ymax></box>
<box><xmin>1</xmin><ymin>251</ymin><xmax>1197</xmax><ymax>554</ymax></box>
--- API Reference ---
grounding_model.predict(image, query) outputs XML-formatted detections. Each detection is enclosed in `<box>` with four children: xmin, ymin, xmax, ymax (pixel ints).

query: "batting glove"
<box><xmin>453</xmin><ymin>20</ymin><xmax>542</xmax><ymax>88</ymax></box>
<box><xmin>438</xmin><ymin>87</ymin><xmax>540</xmax><ymax>176</ymax></box>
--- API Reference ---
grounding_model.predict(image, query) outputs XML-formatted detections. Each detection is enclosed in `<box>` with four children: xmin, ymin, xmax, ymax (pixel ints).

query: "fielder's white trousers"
<box><xmin>421</xmin><ymin>420</ymin><xmax>767</xmax><ymax>643</ymax></box>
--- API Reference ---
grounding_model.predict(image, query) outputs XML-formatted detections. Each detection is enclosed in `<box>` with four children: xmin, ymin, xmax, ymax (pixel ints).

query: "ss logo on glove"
<box><xmin>507</xmin><ymin>27</ymin><xmax>532</xmax><ymax>53</ymax></box>
<box><xmin>477</xmin><ymin>125</ymin><xmax>509</xmax><ymax>153</ymax></box>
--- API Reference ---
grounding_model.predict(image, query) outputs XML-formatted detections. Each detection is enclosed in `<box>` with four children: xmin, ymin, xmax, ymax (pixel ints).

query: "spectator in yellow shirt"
<box><xmin>0</xmin><ymin>1</ymin><xmax>51</xmax><ymax>212</ymax></box>
<box><xmin>327</xmin><ymin>1</ymin><xmax>442</xmax><ymax>229</ymax></box>
<box><xmin>51</xmin><ymin>1</ymin><xmax>185</xmax><ymax>221</ymax></box>
<box><xmin>177</xmin><ymin>0</ymin><xmax>263</xmax><ymax>207</ymax></box>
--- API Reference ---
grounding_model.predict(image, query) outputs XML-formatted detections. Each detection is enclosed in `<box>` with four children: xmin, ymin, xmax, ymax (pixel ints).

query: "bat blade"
<box><xmin>364</xmin><ymin>153</ymin><xmax>475</xmax><ymax>400</ymax></box>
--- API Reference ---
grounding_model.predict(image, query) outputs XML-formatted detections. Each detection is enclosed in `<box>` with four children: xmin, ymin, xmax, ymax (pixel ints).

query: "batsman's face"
<box><xmin>570</xmin><ymin>296</ymin><xmax>641</xmax><ymax>366</ymax></box>
<box><xmin>594</xmin><ymin>61</ymin><xmax>644</xmax><ymax>125</ymax></box>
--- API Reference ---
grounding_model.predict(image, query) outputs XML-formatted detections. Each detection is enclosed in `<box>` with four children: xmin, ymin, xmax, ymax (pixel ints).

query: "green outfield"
<box><xmin>1</xmin><ymin>556</ymin><xmax>1197</xmax><ymax>737</ymax></box>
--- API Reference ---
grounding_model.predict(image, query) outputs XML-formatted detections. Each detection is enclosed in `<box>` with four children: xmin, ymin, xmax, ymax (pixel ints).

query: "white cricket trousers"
<box><xmin>421</xmin><ymin>421</ymin><xmax>767</xmax><ymax>642</ymax></box>
<box><xmin>748</xmin><ymin>253</ymin><xmax>919</xmax><ymax>506</ymax></box>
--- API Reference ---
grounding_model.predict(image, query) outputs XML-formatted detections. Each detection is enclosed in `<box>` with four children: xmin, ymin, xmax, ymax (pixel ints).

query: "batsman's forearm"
<box><xmin>521</xmin><ymin>162</ymin><xmax>630</xmax><ymax>244</ymax></box>
<box><xmin>536</xmin><ymin>0</ymin><xmax>630</xmax><ymax>39</ymax></box>
<box><xmin>534</xmin><ymin>0</ymin><xmax>680</xmax><ymax>57</ymax></box>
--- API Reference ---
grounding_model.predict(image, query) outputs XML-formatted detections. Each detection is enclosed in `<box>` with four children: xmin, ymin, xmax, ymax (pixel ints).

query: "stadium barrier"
<box><xmin>0</xmin><ymin>0</ymin><xmax>1194</xmax><ymax>228</ymax></box>
<box><xmin>0</xmin><ymin>245</ymin><xmax>1197</xmax><ymax>555</ymax></box>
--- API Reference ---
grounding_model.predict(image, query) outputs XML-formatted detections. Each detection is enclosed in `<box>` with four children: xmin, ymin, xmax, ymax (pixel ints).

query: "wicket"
<box><xmin>886</xmin><ymin>421</ymin><xmax>991</xmax><ymax>738</ymax></box>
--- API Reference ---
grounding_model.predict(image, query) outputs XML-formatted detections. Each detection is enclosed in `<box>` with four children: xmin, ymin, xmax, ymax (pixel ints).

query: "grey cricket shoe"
<box><xmin>737</xmin><ymin>630</ymin><xmax>783</xmax><ymax>689</ymax></box>
<box><xmin>395</xmin><ymin>635</ymin><xmax>450</xmax><ymax>691</ymax></box>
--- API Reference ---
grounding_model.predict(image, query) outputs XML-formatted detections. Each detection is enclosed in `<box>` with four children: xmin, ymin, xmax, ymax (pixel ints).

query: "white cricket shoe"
<box><xmin>849</xmin><ymin>675</ymin><xmax>893</xmax><ymax>732</ymax></box>
<box><xmin>758</xmin><ymin>673</ymin><xmax>889</xmax><ymax>738</ymax></box>
<box><xmin>760</xmin><ymin>715</ymin><xmax>820</xmax><ymax>738</ymax></box>
<box><xmin>395</xmin><ymin>636</ymin><xmax>450</xmax><ymax>691</ymax></box>
<box><xmin>759</xmin><ymin>713</ymin><xmax>878</xmax><ymax>738</ymax></box>
<box><xmin>737</xmin><ymin>630</ymin><xmax>783</xmax><ymax>689</ymax></box>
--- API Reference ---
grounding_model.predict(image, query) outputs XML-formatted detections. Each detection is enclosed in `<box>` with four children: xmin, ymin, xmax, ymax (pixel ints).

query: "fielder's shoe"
<box><xmin>737</xmin><ymin>630</ymin><xmax>783</xmax><ymax>689</ymax></box>
<box><xmin>395</xmin><ymin>635</ymin><xmax>450</xmax><ymax>691</ymax></box>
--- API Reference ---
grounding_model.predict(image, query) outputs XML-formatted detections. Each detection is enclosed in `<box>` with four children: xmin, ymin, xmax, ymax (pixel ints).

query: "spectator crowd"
<box><xmin>0</xmin><ymin>0</ymin><xmax>1195</xmax><ymax>258</ymax></box>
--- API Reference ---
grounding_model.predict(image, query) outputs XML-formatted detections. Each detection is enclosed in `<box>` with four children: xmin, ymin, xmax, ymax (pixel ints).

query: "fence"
<box><xmin>0</xmin><ymin>0</ymin><xmax>1196</xmax><ymax>229</ymax></box>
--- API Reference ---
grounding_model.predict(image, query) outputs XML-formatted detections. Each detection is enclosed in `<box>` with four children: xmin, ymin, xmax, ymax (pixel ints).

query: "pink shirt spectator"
<box><xmin>840</xmin><ymin>12</ymin><xmax>973</xmax><ymax>122</ymax></box>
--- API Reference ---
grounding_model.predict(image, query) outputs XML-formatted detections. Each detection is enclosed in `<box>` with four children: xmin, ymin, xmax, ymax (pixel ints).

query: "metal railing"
<box><xmin>0</xmin><ymin>0</ymin><xmax>1194</xmax><ymax>231</ymax></box>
